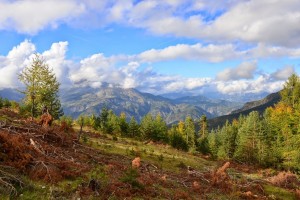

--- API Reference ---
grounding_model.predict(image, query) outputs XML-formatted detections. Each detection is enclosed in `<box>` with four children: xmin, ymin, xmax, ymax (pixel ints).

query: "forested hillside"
<box><xmin>0</xmin><ymin>102</ymin><xmax>299</xmax><ymax>199</ymax></box>
<box><xmin>207</xmin><ymin>74</ymin><xmax>300</xmax><ymax>172</ymax></box>
<box><xmin>208</xmin><ymin>91</ymin><xmax>281</xmax><ymax>130</ymax></box>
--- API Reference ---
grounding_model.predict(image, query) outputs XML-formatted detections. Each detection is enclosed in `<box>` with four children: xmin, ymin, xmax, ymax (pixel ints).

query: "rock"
<box><xmin>161</xmin><ymin>174</ymin><xmax>167</xmax><ymax>181</ymax></box>
<box><xmin>192</xmin><ymin>181</ymin><xmax>201</xmax><ymax>190</ymax></box>
<box><xmin>132</xmin><ymin>157</ymin><xmax>141</xmax><ymax>169</ymax></box>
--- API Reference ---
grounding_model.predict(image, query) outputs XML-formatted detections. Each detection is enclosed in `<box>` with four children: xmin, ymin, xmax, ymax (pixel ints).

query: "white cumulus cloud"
<box><xmin>0</xmin><ymin>40</ymin><xmax>295</xmax><ymax>98</ymax></box>
<box><xmin>0</xmin><ymin>0</ymin><xmax>84</xmax><ymax>34</ymax></box>
<box><xmin>138</xmin><ymin>43</ymin><xmax>240</xmax><ymax>63</ymax></box>
<box><xmin>1</xmin><ymin>0</ymin><xmax>300</xmax><ymax>48</ymax></box>
<box><xmin>271</xmin><ymin>66</ymin><xmax>295</xmax><ymax>81</ymax></box>
<box><xmin>42</xmin><ymin>41</ymin><xmax>71</xmax><ymax>84</ymax></box>
<box><xmin>215</xmin><ymin>75</ymin><xmax>285</xmax><ymax>95</ymax></box>
<box><xmin>216</xmin><ymin>61</ymin><xmax>257</xmax><ymax>81</ymax></box>
<box><xmin>0</xmin><ymin>40</ymin><xmax>35</xmax><ymax>88</ymax></box>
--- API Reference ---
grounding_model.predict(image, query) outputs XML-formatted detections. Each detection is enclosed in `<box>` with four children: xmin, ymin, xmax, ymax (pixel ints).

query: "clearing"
<box><xmin>0</xmin><ymin>108</ymin><xmax>299</xmax><ymax>199</ymax></box>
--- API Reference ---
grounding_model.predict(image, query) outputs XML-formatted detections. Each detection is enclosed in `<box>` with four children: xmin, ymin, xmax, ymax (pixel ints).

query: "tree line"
<box><xmin>74</xmin><ymin>107</ymin><xmax>209</xmax><ymax>153</ymax></box>
<box><xmin>74</xmin><ymin>74</ymin><xmax>300</xmax><ymax>173</ymax></box>
<box><xmin>207</xmin><ymin>74</ymin><xmax>300</xmax><ymax>172</ymax></box>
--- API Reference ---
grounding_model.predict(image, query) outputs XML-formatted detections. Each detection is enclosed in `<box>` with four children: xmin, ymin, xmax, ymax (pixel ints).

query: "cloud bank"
<box><xmin>0</xmin><ymin>40</ymin><xmax>296</xmax><ymax>96</ymax></box>
<box><xmin>1</xmin><ymin>0</ymin><xmax>300</xmax><ymax>47</ymax></box>
<box><xmin>0</xmin><ymin>0</ymin><xmax>84</xmax><ymax>34</ymax></box>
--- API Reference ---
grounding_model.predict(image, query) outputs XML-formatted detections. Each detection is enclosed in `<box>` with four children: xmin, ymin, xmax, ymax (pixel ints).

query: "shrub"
<box><xmin>120</xmin><ymin>168</ymin><xmax>144</xmax><ymax>189</ymax></box>
<box><xmin>2</xmin><ymin>98</ymin><xmax>11</xmax><ymax>108</ymax></box>
<box><xmin>19</xmin><ymin>104</ymin><xmax>31</xmax><ymax>117</ymax></box>
<box><xmin>59</xmin><ymin>116</ymin><xmax>73</xmax><ymax>127</ymax></box>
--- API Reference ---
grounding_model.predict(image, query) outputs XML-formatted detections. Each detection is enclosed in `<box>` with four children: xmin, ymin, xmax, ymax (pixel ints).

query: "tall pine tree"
<box><xmin>18</xmin><ymin>54</ymin><xmax>63</xmax><ymax>119</ymax></box>
<box><xmin>280</xmin><ymin>73</ymin><xmax>300</xmax><ymax>109</ymax></box>
<box><xmin>184</xmin><ymin>116</ymin><xmax>195</xmax><ymax>150</ymax></box>
<box><xmin>128</xmin><ymin>116</ymin><xmax>140</xmax><ymax>138</ymax></box>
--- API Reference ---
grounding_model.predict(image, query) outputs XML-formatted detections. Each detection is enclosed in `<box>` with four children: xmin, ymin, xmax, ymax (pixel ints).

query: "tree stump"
<box><xmin>39</xmin><ymin>113</ymin><xmax>53</xmax><ymax>127</ymax></box>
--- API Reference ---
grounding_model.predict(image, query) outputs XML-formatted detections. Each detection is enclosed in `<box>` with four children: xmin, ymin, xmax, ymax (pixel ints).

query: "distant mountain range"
<box><xmin>173</xmin><ymin>95</ymin><xmax>242</xmax><ymax>117</ymax></box>
<box><xmin>1</xmin><ymin>84</ymin><xmax>280</xmax><ymax>126</ymax></box>
<box><xmin>0</xmin><ymin>88</ymin><xmax>23</xmax><ymax>101</ymax></box>
<box><xmin>208</xmin><ymin>91</ymin><xmax>281</xmax><ymax>130</ymax></box>
<box><xmin>60</xmin><ymin>84</ymin><xmax>242</xmax><ymax>124</ymax></box>
<box><xmin>0</xmin><ymin>84</ymin><xmax>243</xmax><ymax>124</ymax></box>
<box><xmin>60</xmin><ymin>85</ymin><xmax>210</xmax><ymax>124</ymax></box>
<box><xmin>161</xmin><ymin>91</ymin><xmax>270</xmax><ymax>102</ymax></box>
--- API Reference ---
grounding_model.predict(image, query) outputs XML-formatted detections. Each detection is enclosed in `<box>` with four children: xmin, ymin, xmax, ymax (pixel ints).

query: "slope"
<box><xmin>173</xmin><ymin>95</ymin><xmax>243</xmax><ymax>116</ymax></box>
<box><xmin>1</xmin><ymin>108</ymin><xmax>298</xmax><ymax>199</ymax></box>
<box><xmin>208</xmin><ymin>91</ymin><xmax>281</xmax><ymax>130</ymax></box>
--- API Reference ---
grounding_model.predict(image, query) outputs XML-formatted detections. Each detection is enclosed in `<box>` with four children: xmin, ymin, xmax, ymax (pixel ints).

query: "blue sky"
<box><xmin>0</xmin><ymin>0</ymin><xmax>299</xmax><ymax>96</ymax></box>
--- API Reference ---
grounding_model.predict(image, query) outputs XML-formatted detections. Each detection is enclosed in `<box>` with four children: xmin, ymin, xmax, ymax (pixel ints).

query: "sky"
<box><xmin>0</xmin><ymin>0</ymin><xmax>300</xmax><ymax>96</ymax></box>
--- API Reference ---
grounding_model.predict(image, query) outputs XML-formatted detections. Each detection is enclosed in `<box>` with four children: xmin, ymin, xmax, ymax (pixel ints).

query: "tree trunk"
<box><xmin>78</xmin><ymin>122</ymin><xmax>83</xmax><ymax>141</ymax></box>
<box><xmin>31</xmin><ymin>95</ymin><xmax>35</xmax><ymax>118</ymax></box>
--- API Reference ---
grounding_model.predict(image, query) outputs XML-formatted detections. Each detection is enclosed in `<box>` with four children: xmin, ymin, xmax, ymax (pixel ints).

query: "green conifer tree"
<box><xmin>119</xmin><ymin>112</ymin><xmax>129</xmax><ymax>136</ymax></box>
<box><xmin>197</xmin><ymin>115</ymin><xmax>210</xmax><ymax>154</ymax></box>
<box><xmin>128</xmin><ymin>116</ymin><xmax>140</xmax><ymax>138</ymax></box>
<box><xmin>280</xmin><ymin>73</ymin><xmax>300</xmax><ymax>108</ymax></box>
<box><xmin>18</xmin><ymin>54</ymin><xmax>63</xmax><ymax>118</ymax></box>
<box><xmin>169</xmin><ymin>125</ymin><xmax>188</xmax><ymax>151</ymax></box>
<box><xmin>234</xmin><ymin>111</ymin><xmax>263</xmax><ymax>164</ymax></box>
<box><xmin>184</xmin><ymin>116</ymin><xmax>195</xmax><ymax>150</ymax></box>
<box><xmin>153</xmin><ymin>114</ymin><xmax>168</xmax><ymax>142</ymax></box>
<box><xmin>140</xmin><ymin>113</ymin><xmax>154</xmax><ymax>140</ymax></box>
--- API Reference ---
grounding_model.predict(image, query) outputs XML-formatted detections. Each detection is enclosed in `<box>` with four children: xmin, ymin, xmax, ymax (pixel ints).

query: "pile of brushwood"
<box><xmin>0</xmin><ymin>108</ymin><xmax>299</xmax><ymax>199</ymax></box>
<box><xmin>0</xmin><ymin>109</ymin><xmax>88</xmax><ymax>193</ymax></box>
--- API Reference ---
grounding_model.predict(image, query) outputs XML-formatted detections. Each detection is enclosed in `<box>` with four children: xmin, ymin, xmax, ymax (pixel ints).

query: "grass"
<box><xmin>120</xmin><ymin>168</ymin><xmax>144</xmax><ymax>189</ymax></box>
<box><xmin>87</xmin><ymin>133</ymin><xmax>215</xmax><ymax>173</ymax></box>
<box><xmin>2</xmin><ymin>123</ymin><xmax>299</xmax><ymax>199</ymax></box>
<box><xmin>14</xmin><ymin>180</ymin><xmax>50</xmax><ymax>200</ymax></box>
<box><xmin>264</xmin><ymin>184</ymin><xmax>297</xmax><ymax>200</ymax></box>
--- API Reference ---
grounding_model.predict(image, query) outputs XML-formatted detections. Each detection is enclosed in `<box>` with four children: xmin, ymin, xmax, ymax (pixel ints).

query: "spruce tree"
<box><xmin>234</xmin><ymin>111</ymin><xmax>263</xmax><ymax>164</ymax></box>
<box><xmin>153</xmin><ymin>114</ymin><xmax>168</xmax><ymax>142</ymax></box>
<box><xmin>280</xmin><ymin>73</ymin><xmax>300</xmax><ymax>109</ymax></box>
<box><xmin>197</xmin><ymin>115</ymin><xmax>210</xmax><ymax>154</ymax></box>
<box><xmin>169</xmin><ymin>125</ymin><xmax>188</xmax><ymax>151</ymax></box>
<box><xmin>207</xmin><ymin>129</ymin><xmax>220</xmax><ymax>159</ymax></box>
<box><xmin>184</xmin><ymin>116</ymin><xmax>195</xmax><ymax>149</ymax></box>
<box><xmin>98</xmin><ymin>107</ymin><xmax>109</xmax><ymax>133</ymax></box>
<box><xmin>140</xmin><ymin>113</ymin><xmax>154</xmax><ymax>140</ymax></box>
<box><xmin>119</xmin><ymin>112</ymin><xmax>129</xmax><ymax>136</ymax></box>
<box><xmin>219</xmin><ymin>120</ymin><xmax>238</xmax><ymax>159</ymax></box>
<box><xmin>107</xmin><ymin>110</ymin><xmax>119</xmax><ymax>134</ymax></box>
<box><xmin>199</xmin><ymin>115</ymin><xmax>208</xmax><ymax>138</ymax></box>
<box><xmin>128</xmin><ymin>116</ymin><xmax>140</xmax><ymax>138</ymax></box>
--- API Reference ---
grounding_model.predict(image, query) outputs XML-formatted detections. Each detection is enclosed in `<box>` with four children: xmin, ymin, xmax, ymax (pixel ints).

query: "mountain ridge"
<box><xmin>173</xmin><ymin>95</ymin><xmax>242</xmax><ymax>116</ymax></box>
<box><xmin>60</xmin><ymin>85</ymin><xmax>213</xmax><ymax>124</ymax></box>
<box><xmin>208</xmin><ymin>91</ymin><xmax>281</xmax><ymax>130</ymax></box>
<box><xmin>1</xmin><ymin>85</ymin><xmax>270</xmax><ymax>125</ymax></box>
